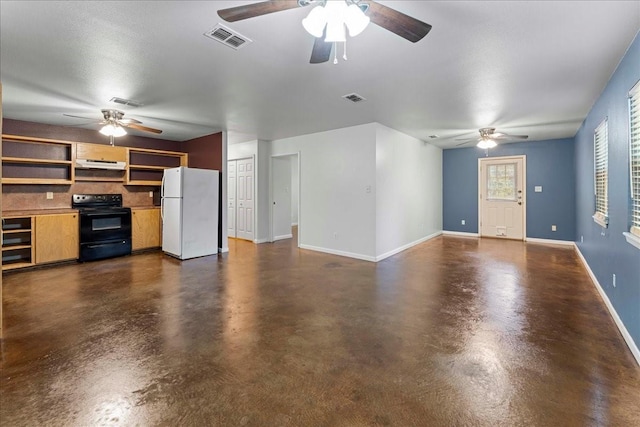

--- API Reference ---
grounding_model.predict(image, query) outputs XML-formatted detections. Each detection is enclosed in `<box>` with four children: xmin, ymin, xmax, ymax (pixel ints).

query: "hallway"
<box><xmin>1</xmin><ymin>236</ymin><xmax>639</xmax><ymax>426</ymax></box>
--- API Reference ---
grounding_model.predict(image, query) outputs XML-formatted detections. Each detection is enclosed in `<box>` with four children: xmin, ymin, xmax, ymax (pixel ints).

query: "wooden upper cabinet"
<box><xmin>76</xmin><ymin>142</ymin><xmax>126</xmax><ymax>162</ymax></box>
<box><xmin>35</xmin><ymin>213</ymin><xmax>79</xmax><ymax>264</ymax></box>
<box><xmin>1</xmin><ymin>135</ymin><xmax>74</xmax><ymax>184</ymax></box>
<box><xmin>132</xmin><ymin>208</ymin><xmax>161</xmax><ymax>251</ymax></box>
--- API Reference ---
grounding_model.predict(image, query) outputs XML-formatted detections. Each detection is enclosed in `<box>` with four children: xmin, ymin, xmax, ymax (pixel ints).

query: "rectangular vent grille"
<box><xmin>343</xmin><ymin>93</ymin><xmax>366</xmax><ymax>103</ymax></box>
<box><xmin>109</xmin><ymin>97</ymin><xmax>143</xmax><ymax>107</ymax></box>
<box><xmin>204</xmin><ymin>24</ymin><xmax>252</xmax><ymax>50</ymax></box>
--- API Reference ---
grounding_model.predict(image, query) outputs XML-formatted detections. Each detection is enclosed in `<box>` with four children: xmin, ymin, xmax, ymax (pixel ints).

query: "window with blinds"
<box><xmin>629</xmin><ymin>81</ymin><xmax>640</xmax><ymax>237</ymax></box>
<box><xmin>593</xmin><ymin>119</ymin><xmax>608</xmax><ymax>227</ymax></box>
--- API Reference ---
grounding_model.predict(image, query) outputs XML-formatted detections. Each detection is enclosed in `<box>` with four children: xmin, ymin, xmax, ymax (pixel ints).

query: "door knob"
<box><xmin>518</xmin><ymin>201</ymin><xmax>522</xmax><ymax>205</ymax></box>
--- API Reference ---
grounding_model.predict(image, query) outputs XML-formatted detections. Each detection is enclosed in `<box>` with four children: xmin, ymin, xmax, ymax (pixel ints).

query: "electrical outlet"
<box><xmin>461</xmin><ymin>220</ymin><xmax>466</xmax><ymax>225</ymax></box>
<box><xmin>333</xmin><ymin>232</ymin><xmax>338</xmax><ymax>240</ymax></box>
<box><xmin>613</xmin><ymin>274</ymin><xmax>616</xmax><ymax>287</ymax></box>
<box><xmin>149</xmin><ymin>191</ymin><xmax>153</xmax><ymax>198</ymax></box>
<box><xmin>581</xmin><ymin>235</ymin><xmax>584</xmax><ymax>243</ymax></box>
<box><xmin>46</xmin><ymin>192</ymin><xmax>53</xmax><ymax>200</ymax></box>
<box><xmin>551</xmin><ymin>225</ymin><xmax>557</xmax><ymax>232</ymax></box>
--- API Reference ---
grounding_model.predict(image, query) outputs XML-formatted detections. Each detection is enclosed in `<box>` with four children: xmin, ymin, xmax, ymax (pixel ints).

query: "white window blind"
<box><xmin>630</xmin><ymin>81</ymin><xmax>640</xmax><ymax>237</ymax></box>
<box><xmin>593</xmin><ymin>119</ymin><xmax>608</xmax><ymax>227</ymax></box>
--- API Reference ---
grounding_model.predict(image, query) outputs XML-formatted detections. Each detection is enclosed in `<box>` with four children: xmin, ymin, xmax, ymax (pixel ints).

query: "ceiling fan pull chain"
<box><xmin>343</xmin><ymin>39</ymin><xmax>348</xmax><ymax>61</ymax></box>
<box><xmin>333</xmin><ymin>42</ymin><xmax>338</xmax><ymax>64</ymax></box>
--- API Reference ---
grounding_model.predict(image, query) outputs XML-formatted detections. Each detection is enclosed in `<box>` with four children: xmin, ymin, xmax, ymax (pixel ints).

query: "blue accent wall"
<box><xmin>443</xmin><ymin>138</ymin><xmax>576</xmax><ymax>241</ymax></box>
<box><xmin>575</xmin><ymin>33</ymin><xmax>640</xmax><ymax>347</ymax></box>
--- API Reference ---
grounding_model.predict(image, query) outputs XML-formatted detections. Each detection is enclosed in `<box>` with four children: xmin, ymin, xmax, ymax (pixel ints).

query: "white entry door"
<box><xmin>227</xmin><ymin>160</ymin><xmax>237</xmax><ymax>238</ymax></box>
<box><xmin>235</xmin><ymin>157</ymin><xmax>255</xmax><ymax>241</ymax></box>
<box><xmin>479</xmin><ymin>156</ymin><xmax>526</xmax><ymax>240</ymax></box>
<box><xmin>272</xmin><ymin>156</ymin><xmax>292</xmax><ymax>241</ymax></box>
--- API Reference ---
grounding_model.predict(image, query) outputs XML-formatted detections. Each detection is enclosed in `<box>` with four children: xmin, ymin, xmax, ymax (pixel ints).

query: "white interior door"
<box><xmin>272</xmin><ymin>156</ymin><xmax>292</xmax><ymax>241</ymax></box>
<box><xmin>236</xmin><ymin>157</ymin><xmax>255</xmax><ymax>241</ymax></box>
<box><xmin>227</xmin><ymin>160</ymin><xmax>237</xmax><ymax>238</ymax></box>
<box><xmin>479</xmin><ymin>156</ymin><xmax>526</xmax><ymax>240</ymax></box>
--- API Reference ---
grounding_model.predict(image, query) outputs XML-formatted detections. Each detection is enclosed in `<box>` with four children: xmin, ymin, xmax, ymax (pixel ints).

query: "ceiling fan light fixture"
<box><xmin>302</xmin><ymin>5</ymin><xmax>328</xmax><ymax>38</ymax></box>
<box><xmin>99</xmin><ymin>123</ymin><xmax>127</xmax><ymax>137</ymax></box>
<box><xmin>325</xmin><ymin>19</ymin><xmax>346</xmax><ymax>42</ymax></box>
<box><xmin>477</xmin><ymin>139</ymin><xmax>497</xmax><ymax>149</ymax></box>
<box><xmin>344</xmin><ymin>4</ymin><xmax>370</xmax><ymax>37</ymax></box>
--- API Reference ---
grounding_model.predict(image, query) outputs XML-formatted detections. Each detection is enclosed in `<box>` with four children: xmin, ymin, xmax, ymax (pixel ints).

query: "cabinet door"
<box><xmin>132</xmin><ymin>208</ymin><xmax>161</xmax><ymax>250</ymax></box>
<box><xmin>35</xmin><ymin>213</ymin><xmax>79</xmax><ymax>264</ymax></box>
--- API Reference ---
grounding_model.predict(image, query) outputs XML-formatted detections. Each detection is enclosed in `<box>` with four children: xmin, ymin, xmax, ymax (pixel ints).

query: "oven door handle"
<box><xmin>82</xmin><ymin>212</ymin><xmax>129</xmax><ymax>217</ymax></box>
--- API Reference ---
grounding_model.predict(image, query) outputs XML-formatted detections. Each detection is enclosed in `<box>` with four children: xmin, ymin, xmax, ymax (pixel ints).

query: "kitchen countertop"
<box><xmin>2</xmin><ymin>206</ymin><xmax>160</xmax><ymax>217</ymax></box>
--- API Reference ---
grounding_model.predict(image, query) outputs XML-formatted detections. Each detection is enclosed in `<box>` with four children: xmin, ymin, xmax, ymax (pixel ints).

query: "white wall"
<box><xmin>375</xmin><ymin>124</ymin><xmax>443</xmax><ymax>259</ymax></box>
<box><xmin>228</xmin><ymin>140</ymin><xmax>257</xmax><ymax>160</ymax></box>
<box><xmin>271</xmin><ymin>124</ymin><xmax>377</xmax><ymax>260</ymax></box>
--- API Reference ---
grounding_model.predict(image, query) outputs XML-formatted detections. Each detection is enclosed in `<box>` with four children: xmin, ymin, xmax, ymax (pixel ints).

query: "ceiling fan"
<box><xmin>455</xmin><ymin>127</ymin><xmax>529</xmax><ymax>148</ymax></box>
<box><xmin>64</xmin><ymin>109</ymin><xmax>162</xmax><ymax>141</ymax></box>
<box><xmin>217</xmin><ymin>0</ymin><xmax>432</xmax><ymax>64</ymax></box>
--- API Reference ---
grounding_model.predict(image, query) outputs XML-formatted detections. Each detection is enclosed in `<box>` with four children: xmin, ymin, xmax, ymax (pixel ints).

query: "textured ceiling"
<box><xmin>1</xmin><ymin>1</ymin><xmax>638</xmax><ymax>148</ymax></box>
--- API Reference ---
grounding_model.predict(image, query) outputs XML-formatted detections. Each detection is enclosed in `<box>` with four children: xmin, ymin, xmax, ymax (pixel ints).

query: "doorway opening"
<box><xmin>478</xmin><ymin>155</ymin><xmax>526</xmax><ymax>240</ymax></box>
<box><xmin>270</xmin><ymin>153</ymin><xmax>300</xmax><ymax>247</ymax></box>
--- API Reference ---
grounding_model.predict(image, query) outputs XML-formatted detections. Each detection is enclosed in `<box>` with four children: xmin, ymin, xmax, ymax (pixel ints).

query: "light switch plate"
<box><xmin>46</xmin><ymin>192</ymin><xmax>53</xmax><ymax>200</ymax></box>
<box><xmin>149</xmin><ymin>191</ymin><xmax>153</xmax><ymax>197</ymax></box>
<box><xmin>535</xmin><ymin>186</ymin><xmax>543</xmax><ymax>192</ymax></box>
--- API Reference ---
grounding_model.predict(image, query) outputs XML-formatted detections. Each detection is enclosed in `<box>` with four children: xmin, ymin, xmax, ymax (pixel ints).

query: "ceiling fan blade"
<box><xmin>123</xmin><ymin>123</ymin><xmax>163</xmax><ymax>134</ymax></box>
<box><xmin>310</xmin><ymin>34</ymin><xmax>332</xmax><ymax>64</ymax></box>
<box><xmin>119</xmin><ymin>118</ymin><xmax>142</xmax><ymax>125</ymax></box>
<box><xmin>218</xmin><ymin>0</ymin><xmax>301</xmax><ymax>22</ymax></box>
<box><xmin>455</xmin><ymin>140</ymin><xmax>477</xmax><ymax>147</ymax></box>
<box><xmin>504</xmin><ymin>134</ymin><xmax>529</xmax><ymax>140</ymax></box>
<box><xmin>63</xmin><ymin>113</ymin><xmax>102</xmax><ymax>122</ymax></box>
<box><xmin>366</xmin><ymin>1</ymin><xmax>432</xmax><ymax>43</ymax></box>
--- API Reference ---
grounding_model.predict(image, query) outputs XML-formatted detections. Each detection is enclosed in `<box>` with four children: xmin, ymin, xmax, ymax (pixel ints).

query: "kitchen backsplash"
<box><xmin>3</xmin><ymin>183</ymin><xmax>158</xmax><ymax>211</ymax></box>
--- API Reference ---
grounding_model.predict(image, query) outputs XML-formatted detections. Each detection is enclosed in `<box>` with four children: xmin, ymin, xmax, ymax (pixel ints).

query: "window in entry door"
<box><xmin>487</xmin><ymin>163</ymin><xmax>517</xmax><ymax>201</ymax></box>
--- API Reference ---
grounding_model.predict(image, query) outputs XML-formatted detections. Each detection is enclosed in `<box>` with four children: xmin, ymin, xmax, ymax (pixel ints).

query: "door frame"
<box><xmin>227</xmin><ymin>155</ymin><xmax>256</xmax><ymax>242</ymax></box>
<box><xmin>478</xmin><ymin>155</ymin><xmax>527</xmax><ymax>240</ymax></box>
<box><xmin>269</xmin><ymin>152</ymin><xmax>301</xmax><ymax>247</ymax></box>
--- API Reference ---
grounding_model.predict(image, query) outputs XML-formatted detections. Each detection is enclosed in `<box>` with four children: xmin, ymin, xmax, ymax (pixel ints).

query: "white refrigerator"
<box><xmin>161</xmin><ymin>166</ymin><xmax>220</xmax><ymax>260</ymax></box>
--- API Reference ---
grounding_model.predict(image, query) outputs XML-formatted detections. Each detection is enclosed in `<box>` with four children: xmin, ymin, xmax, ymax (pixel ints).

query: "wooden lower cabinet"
<box><xmin>35</xmin><ymin>213</ymin><xmax>79</xmax><ymax>264</ymax></box>
<box><xmin>132</xmin><ymin>208</ymin><xmax>161</xmax><ymax>251</ymax></box>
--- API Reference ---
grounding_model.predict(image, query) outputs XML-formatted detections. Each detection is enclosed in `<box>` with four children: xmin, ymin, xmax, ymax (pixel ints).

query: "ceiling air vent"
<box><xmin>343</xmin><ymin>93</ymin><xmax>366</xmax><ymax>103</ymax></box>
<box><xmin>204</xmin><ymin>24</ymin><xmax>252</xmax><ymax>50</ymax></box>
<box><xmin>109</xmin><ymin>97</ymin><xmax>143</xmax><ymax>108</ymax></box>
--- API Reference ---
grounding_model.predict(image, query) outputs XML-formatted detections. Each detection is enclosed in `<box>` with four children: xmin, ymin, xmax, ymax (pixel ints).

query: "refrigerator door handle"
<box><xmin>160</xmin><ymin>172</ymin><xmax>165</xmax><ymax>222</ymax></box>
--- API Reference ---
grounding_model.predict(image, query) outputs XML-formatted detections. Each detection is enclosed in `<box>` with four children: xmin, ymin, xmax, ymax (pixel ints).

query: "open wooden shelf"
<box><xmin>2</xmin><ymin>216</ymin><xmax>35</xmax><ymax>271</ymax></box>
<box><xmin>126</xmin><ymin>147</ymin><xmax>187</xmax><ymax>186</ymax></box>
<box><xmin>2</xmin><ymin>135</ymin><xmax>75</xmax><ymax>184</ymax></box>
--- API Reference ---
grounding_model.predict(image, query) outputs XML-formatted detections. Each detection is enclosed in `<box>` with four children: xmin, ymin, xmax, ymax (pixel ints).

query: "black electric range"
<box><xmin>72</xmin><ymin>194</ymin><xmax>132</xmax><ymax>262</ymax></box>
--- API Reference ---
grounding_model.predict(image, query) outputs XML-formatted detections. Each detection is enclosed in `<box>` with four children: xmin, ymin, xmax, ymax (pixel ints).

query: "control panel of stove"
<box><xmin>72</xmin><ymin>194</ymin><xmax>123</xmax><ymax>208</ymax></box>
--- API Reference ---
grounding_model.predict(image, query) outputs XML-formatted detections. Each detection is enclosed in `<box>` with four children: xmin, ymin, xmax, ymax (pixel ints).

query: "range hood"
<box><xmin>76</xmin><ymin>159</ymin><xmax>127</xmax><ymax>170</ymax></box>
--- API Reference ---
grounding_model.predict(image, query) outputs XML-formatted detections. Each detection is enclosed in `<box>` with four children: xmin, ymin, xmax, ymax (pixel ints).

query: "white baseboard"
<box><xmin>574</xmin><ymin>244</ymin><xmax>640</xmax><ymax>366</ymax></box>
<box><xmin>291</xmin><ymin>222</ymin><xmax>298</xmax><ymax>227</ymax></box>
<box><xmin>299</xmin><ymin>244</ymin><xmax>376</xmax><ymax>262</ymax></box>
<box><xmin>526</xmin><ymin>237</ymin><xmax>575</xmax><ymax>246</ymax></box>
<box><xmin>274</xmin><ymin>234</ymin><xmax>293</xmax><ymax>242</ymax></box>
<box><xmin>254</xmin><ymin>238</ymin><xmax>269</xmax><ymax>244</ymax></box>
<box><xmin>442</xmin><ymin>230</ymin><xmax>479</xmax><ymax>238</ymax></box>
<box><xmin>219</xmin><ymin>247</ymin><xmax>229</xmax><ymax>253</ymax></box>
<box><xmin>375</xmin><ymin>231</ymin><xmax>442</xmax><ymax>262</ymax></box>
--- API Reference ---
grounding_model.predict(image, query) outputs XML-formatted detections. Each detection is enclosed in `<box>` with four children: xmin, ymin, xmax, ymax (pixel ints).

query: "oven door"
<box><xmin>79</xmin><ymin>209</ymin><xmax>132</xmax><ymax>243</ymax></box>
